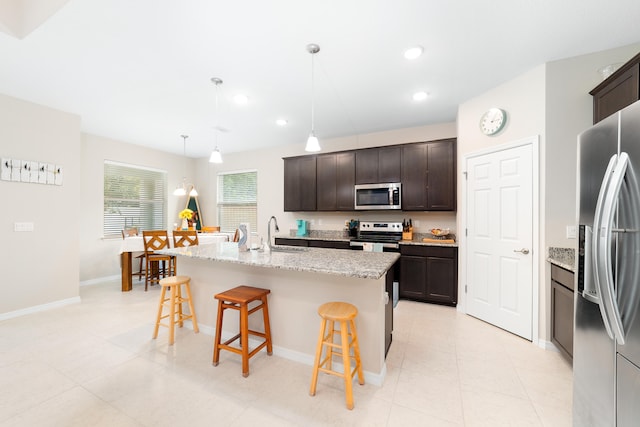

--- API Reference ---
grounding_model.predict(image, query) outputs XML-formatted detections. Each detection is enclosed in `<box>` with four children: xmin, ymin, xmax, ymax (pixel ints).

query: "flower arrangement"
<box><xmin>179</xmin><ymin>208</ymin><xmax>194</xmax><ymax>220</ymax></box>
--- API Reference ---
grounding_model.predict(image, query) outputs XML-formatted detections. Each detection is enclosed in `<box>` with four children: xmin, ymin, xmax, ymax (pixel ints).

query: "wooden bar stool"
<box><xmin>212</xmin><ymin>286</ymin><xmax>273</xmax><ymax>377</ymax></box>
<box><xmin>153</xmin><ymin>275</ymin><xmax>199</xmax><ymax>345</ymax></box>
<box><xmin>309</xmin><ymin>301</ymin><xmax>364</xmax><ymax>410</ymax></box>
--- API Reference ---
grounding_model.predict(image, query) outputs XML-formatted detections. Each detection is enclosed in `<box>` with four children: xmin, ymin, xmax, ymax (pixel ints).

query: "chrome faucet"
<box><xmin>267</xmin><ymin>216</ymin><xmax>279</xmax><ymax>250</ymax></box>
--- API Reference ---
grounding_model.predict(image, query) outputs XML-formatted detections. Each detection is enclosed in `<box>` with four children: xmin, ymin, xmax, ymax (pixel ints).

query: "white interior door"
<box><xmin>466</xmin><ymin>143</ymin><xmax>533</xmax><ymax>340</ymax></box>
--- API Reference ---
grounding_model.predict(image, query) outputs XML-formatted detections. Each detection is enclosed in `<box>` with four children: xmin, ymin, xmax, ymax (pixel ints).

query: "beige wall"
<box><xmin>0</xmin><ymin>93</ymin><xmax>80</xmax><ymax>316</ymax></box>
<box><xmin>79</xmin><ymin>134</ymin><xmax>193</xmax><ymax>282</ymax></box>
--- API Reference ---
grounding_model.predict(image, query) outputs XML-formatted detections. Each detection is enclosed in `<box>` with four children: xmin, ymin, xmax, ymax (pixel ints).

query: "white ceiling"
<box><xmin>1</xmin><ymin>0</ymin><xmax>640</xmax><ymax>158</ymax></box>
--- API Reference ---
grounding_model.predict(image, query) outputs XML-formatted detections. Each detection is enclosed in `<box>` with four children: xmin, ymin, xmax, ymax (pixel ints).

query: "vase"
<box><xmin>181</xmin><ymin>218</ymin><xmax>188</xmax><ymax>230</ymax></box>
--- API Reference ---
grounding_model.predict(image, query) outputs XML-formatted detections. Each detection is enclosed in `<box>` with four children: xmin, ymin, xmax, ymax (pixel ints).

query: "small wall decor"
<box><xmin>0</xmin><ymin>157</ymin><xmax>64</xmax><ymax>186</ymax></box>
<box><xmin>1</xmin><ymin>158</ymin><xmax>11</xmax><ymax>181</ymax></box>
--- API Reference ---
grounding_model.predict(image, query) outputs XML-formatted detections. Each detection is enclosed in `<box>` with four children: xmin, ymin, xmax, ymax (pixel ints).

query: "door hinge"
<box><xmin>463</xmin><ymin>171</ymin><xmax>467</xmax><ymax>180</ymax></box>
<box><xmin>465</xmin><ymin>284</ymin><xmax>468</xmax><ymax>293</ymax></box>
<box><xmin>465</xmin><ymin>228</ymin><xmax>468</xmax><ymax>236</ymax></box>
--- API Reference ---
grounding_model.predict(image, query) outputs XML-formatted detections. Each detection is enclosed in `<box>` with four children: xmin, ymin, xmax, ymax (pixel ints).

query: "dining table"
<box><xmin>119</xmin><ymin>233</ymin><xmax>229</xmax><ymax>291</ymax></box>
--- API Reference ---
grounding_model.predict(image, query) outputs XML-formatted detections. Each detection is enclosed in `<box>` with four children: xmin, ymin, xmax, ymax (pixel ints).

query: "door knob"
<box><xmin>513</xmin><ymin>248</ymin><xmax>530</xmax><ymax>254</ymax></box>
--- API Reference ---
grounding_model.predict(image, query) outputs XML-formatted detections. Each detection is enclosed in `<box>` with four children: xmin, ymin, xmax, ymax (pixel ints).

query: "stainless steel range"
<box><xmin>349</xmin><ymin>221</ymin><xmax>403</xmax><ymax>251</ymax></box>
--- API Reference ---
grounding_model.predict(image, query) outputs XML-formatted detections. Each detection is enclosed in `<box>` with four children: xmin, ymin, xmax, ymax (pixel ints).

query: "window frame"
<box><xmin>216</xmin><ymin>169</ymin><xmax>258</xmax><ymax>234</ymax></box>
<box><xmin>103</xmin><ymin>160</ymin><xmax>168</xmax><ymax>238</ymax></box>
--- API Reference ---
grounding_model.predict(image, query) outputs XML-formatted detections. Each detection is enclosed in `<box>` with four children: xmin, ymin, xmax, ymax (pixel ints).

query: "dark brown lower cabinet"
<box><xmin>399</xmin><ymin>245</ymin><xmax>458</xmax><ymax>306</ymax></box>
<box><xmin>274</xmin><ymin>237</ymin><xmax>350</xmax><ymax>250</ymax></box>
<box><xmin>551</xmin><ymin>264</ymin><xmax>574</xmax><ymax>361</ymax></box>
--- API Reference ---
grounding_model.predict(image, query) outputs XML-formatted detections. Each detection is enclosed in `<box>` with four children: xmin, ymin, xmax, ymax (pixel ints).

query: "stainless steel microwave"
<box><xmin>354</xmin><ymin>183</ymin><xmax>402</xmax><ymax>210</ymax></box>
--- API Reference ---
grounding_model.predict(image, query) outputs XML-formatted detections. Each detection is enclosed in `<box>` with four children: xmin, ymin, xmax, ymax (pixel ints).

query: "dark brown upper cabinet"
<box><xmin>355</xmin><ymin>146</ymin><xmax>401</xmax><ymax>184</ymax></box>
<box><xmin>590</xmin><ymin>52</ymin><xmax>640</xmax><ymax>124</ymax></box>
<box><xmin>284</xmin><ymin>156</ymin><xmax>316</xmax><ymax>211</ymax></box>
<box><xmin>316</xmin><ymin>151</ymin><xmax>355</xmax><ymax>211</ymax></box>
<box><xmin>283</xmin><ymin>138</ymin><xmax>456</xmax><ymax>212</ymax></box>
<box><xmin>402</xmin><ymin>139</ymin><xmax>456</xmax><ymax>211</ymax></box>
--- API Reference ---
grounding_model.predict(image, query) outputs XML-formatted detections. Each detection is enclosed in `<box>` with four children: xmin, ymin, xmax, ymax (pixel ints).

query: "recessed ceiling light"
<box><xmin>234</xmin><ymin>94</ymin><xmax>248</xmax><ymax>105</ymax></box>
<box><xmin>412</xmin><ymin>91</ymin><xmax>428</xmax><ymax>101</ymax></box>
<box><xmin>276</xmin><ymin>119</ymin><xmax>288</xmax><ymax>126</ymax></box>
<box><xmin>404</xmin><ymin>46</ymin><xmax>423</xmax><ymax>60</ymax></box>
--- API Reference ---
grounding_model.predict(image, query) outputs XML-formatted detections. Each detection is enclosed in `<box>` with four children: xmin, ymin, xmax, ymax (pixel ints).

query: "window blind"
<box><xmin>104</xmin><ymin>161</ymin><xmax>167</xmax><ymax>237</ymax></box>
<box><xmin>217</xmin><ymin>170</ymin><xmax>257</xmax><ymax>233</ymax></box>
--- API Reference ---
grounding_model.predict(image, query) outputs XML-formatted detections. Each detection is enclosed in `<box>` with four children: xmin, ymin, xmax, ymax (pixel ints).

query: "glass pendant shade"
<box><xmin>173</xmin><ymin>185</ymin><xmax>187</xmax><ymax>196</ymax></box>
<box><xmin>305</xmin><ymin>132</ymin><xmax>321</xmax><ymax>152</ymax></box>
<box><xmin>188</xmin><ymin>186</ymin><xmax>198</xmax><ymax>197</ymax></box>
<box><xmin>209</xmin><ymin>148</ymin><xmax>222</xmax><ymax>163</ymax></box>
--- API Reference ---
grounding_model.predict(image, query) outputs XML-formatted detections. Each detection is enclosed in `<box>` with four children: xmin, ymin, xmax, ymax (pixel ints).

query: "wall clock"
<box><xmin>479</xmin><ymin>107</ymin><xmax>507</xmax><ymax>136</ymax></box>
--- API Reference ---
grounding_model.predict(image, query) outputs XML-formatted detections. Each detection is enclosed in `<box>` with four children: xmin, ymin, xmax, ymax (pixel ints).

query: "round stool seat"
<box><xmin>159</xmin><ymin>275</ymin><xmax>190</xmax><ymax>287</ymax></box>
<box><xmin>317</xmin><ymin>302</ymin><xmax>358</xmax><ymax>321</ymax></box>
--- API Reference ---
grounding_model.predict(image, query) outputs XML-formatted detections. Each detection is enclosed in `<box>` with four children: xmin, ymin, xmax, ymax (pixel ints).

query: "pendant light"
<box><xmin>305</xmin><ymin>43</ymin><xmax>321</xmax><ymax>152</ymax></box>
<box><xmin>209</xmin><ymin>77</ymin><xmax>223</xmax><ymax>163</ymax></box>
<box><xmin>173</xmin><ymin>135</ymin><xmax>198</xmax><ymax>196</ymax></box>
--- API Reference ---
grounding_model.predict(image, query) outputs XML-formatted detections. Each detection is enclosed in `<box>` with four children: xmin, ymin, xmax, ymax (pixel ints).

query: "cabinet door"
<box><xmin>401</xmin><ymin>143</ymin><xmax>428</xmax><ymax>210</ymax></box>
<box><xmin>274</xmin><ymin>238</ymin><xmax>309</xmax><ymax>247</ymax></box>
<box><xmin>551</xmin><ymin>280</ymin><xmax>574</xmax><ymax>359</ymax></box>
<box><xmin>378</xmin><ymin>146</ymin><xmax>401</xmax><ymax>183</ymax></box>
<box><xmin>426</xmin><ymin>140</ymin><xmax>456</xmax><ymax>211</ymax></box>
<box><xmin>593</xmin><ymin>63</ymin><xmax>639</xmax><ymax>124</ymax></box>
<box><xmin>336</xmin><ymin>152</ymin><xmax>355</xmax><ymax>210</ymax></box>
<box><xmin>316</xmin><ymin>154</ymin><xmax>337</xmax><ymax>211</ymax></box>
<box><xmin>425</xmin><ymin>254</ymin><xmax>457</xmax><ymax>305</ymax></box>
<box><xmin>399</xmin><ymin>255</ymin><xmax>427</xmax><ymax>300</ymax></box>
<box><xmin>284</xmin><ymin>157</ymin><xmax>316</xmax><ymax>211</ymax></box>
<box><xmin>355</xmin><ymin>148</ymin><xmax>379</xmax><ymax>184</ymax></box>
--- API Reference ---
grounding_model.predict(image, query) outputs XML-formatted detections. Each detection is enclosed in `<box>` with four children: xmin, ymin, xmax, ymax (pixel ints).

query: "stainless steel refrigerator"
<box><xmin>575</xmin><ymin>99</ymin><xmax>640</xmax><ymax>426</ymax></box>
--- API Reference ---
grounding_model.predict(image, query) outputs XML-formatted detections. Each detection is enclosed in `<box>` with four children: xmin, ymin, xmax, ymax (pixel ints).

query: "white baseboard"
<box><xmin>538</xmin><ymin>339</ymin><xmax>560</xmax><ymax>352</ymax></box>
<box><xmin>80</xmin><ymin>275</ymin><xmax>120</xmax><ymax>286</ymax></box>
<box><xmin>0</xmin><ymin>296</ymin><xmax>81</xmax><ymax>321</ymax></box>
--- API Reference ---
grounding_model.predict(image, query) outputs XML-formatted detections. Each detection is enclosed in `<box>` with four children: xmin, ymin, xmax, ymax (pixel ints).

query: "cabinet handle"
<box><xmin>513</xmin><ymin>248</ymin><xmax>530</xmax><ymax>254</ymax></box>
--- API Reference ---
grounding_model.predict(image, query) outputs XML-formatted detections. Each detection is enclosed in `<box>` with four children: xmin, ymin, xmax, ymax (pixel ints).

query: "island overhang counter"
<box><xmin>157</xmin><ymin>243</ymin><xmax>399</xmax><ymax>385</ymax></box>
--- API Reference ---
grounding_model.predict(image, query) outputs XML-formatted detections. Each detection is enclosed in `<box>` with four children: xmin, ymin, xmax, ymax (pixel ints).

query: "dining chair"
<box><xmin>121</xmin><ymin>227</ymin><xmax>145</xmax><ymax>280</ymax></box>
<box><xmin>173</xmin><ymin>230</ymin><xmax>199</xmax><ymax>247</ymax></box>
<box><xmin>142</xmin><ymin>230</ymin><xmax>176</xmax><ymax>291</ymax></box>
<box><xmin>201</xmin><ymin>226</ymin><xmax>220</xmax><ymax>233</ymax></box>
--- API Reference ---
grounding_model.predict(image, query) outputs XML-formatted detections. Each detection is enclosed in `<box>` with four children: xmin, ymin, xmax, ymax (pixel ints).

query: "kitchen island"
<box><xmin>157</xmin><ymin>243</ymin><xmax>399</xmax><ymax>385</ymax></box>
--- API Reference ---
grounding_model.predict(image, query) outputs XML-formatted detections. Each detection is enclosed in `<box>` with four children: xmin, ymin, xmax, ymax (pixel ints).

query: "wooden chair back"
<box><xmin>173</xmin><ymin>230</ymin><xmax>199</xmax><ymax>247</ymax></box>
<box><xmin>232</xmin><ymin>229</ymin><xmax>240</xmax><ymax>242</ymax></box>
<box><xmin>142</xmin><ymin>230</ymin><xmax>170</xmax><ymax>253</ymax></box>
<box><xmin>201</xmin><ymin>226</ymin><xmax>220</xmax><ymax>233</ymax></box>
<box><xmin>121</xmin><ymin>227</ymin><xmax>139</xmax><ymax>239</ymax></box>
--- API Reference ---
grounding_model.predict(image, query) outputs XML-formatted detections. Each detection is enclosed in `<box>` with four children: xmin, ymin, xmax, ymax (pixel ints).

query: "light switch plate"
<box><xmin>566</xmin><ymin>225</ymin><xmax>577</xmax><ymax>239</ymax></box>
<box><xmin>14</xmin><ymin>222</ymin><xmax>34</xmax><ymax>232</ymax></box>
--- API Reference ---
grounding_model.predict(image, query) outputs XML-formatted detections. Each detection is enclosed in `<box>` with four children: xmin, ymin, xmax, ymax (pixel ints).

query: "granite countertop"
<box><xmin>158</xmin><ymin>242</ymin><xmax>399</xmax><ymax>280</ymax></box>
<box><xmin>547</xmin><ymin>247</ymin><xmax>575</xmax><ymax>272</ymax></box>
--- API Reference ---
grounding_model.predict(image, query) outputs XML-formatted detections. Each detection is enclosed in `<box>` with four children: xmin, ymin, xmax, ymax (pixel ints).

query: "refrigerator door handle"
<box><xmin>592</xmin><ymin>154</ymin><xmax>617</xmax><ymax>339</ymax></box>
<box><xmin>594</xmin><ymin>152</ymin><xmax>628</xmax><ymax>344</ymax></box>
<box><xmin>581</xmin><ymin>226</ymin><xmax>601</xmax><ymax>304</ymax></box>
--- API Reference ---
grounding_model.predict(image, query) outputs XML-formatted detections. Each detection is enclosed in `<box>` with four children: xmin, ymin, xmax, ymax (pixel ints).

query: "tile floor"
<box><xmin>0</xmin><ymin>281</ymin><xmax>573</xmax><ymax>426</ymax></box>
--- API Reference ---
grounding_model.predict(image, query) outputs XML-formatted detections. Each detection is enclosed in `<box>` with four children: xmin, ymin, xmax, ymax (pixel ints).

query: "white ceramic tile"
<box><xmin>0</xmin><ymin>281</ymin><xmax>573</xmax><ymax>426</ymax></box>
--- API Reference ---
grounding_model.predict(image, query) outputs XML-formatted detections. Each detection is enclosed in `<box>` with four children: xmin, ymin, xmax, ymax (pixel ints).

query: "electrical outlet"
<box><xmin>566</xmin><ymin>225</ymin><xmax>576</xmax><ymax>239</ymax></box>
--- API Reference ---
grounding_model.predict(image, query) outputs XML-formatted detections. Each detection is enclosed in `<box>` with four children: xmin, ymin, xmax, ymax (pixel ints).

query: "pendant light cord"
<box><xmin>311</xmin><ymin>51</ymin><xmax>315</xmax><ymax>134</ymax></box>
